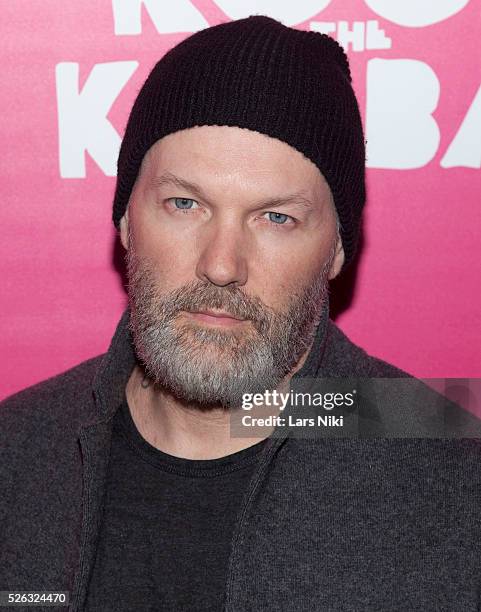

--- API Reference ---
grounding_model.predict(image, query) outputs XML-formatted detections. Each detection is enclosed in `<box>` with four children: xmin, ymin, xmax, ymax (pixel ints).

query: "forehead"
<box><xmin>140</xmin><ymin>125</ymin><xmax>330</xmax><ymax>198</ymax></box>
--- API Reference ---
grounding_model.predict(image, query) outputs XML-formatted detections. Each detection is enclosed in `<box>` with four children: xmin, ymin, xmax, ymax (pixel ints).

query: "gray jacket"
<box><xmin>1</xmin><ymin>309</ymin><xmax>481</xmax><ymax>611</ymax></box>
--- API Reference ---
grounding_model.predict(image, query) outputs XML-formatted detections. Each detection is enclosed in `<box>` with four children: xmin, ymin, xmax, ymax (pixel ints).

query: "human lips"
<box><xmin>184</xmin><ymin>308</ymin><xmax>248</xmax><ymax>326</ymax></box>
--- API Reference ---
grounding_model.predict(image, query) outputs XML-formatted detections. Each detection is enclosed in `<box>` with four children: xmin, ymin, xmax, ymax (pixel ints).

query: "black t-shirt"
<box><xmin>85</xmin><ymin>399</ymin><xmax>268</xmax><ymax>612</ymax></box>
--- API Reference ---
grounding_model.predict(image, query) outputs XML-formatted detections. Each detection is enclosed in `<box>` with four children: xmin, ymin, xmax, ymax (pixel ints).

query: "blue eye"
<box><xmin>172</xmin><ymin>197</ymin><xmax>197</xmax><ymax>209</ymax></box>
<box><xmin>266</xmin><ymin>212</ymin><xmax>291</xmax><ymax>224</ymax></box>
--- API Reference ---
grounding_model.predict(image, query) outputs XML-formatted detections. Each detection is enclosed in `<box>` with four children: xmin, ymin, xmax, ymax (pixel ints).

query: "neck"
<box><xmin>125</xmin><ymin>300</ymin><xmax>330</xmax><ymax>460</ymax></box>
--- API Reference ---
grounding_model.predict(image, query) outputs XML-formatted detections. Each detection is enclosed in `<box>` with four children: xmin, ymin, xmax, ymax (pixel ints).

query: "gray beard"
<box><xmin>126</xmin><ymin>244</ymin><xmax>334</xmax><ymax>411</ymax></box>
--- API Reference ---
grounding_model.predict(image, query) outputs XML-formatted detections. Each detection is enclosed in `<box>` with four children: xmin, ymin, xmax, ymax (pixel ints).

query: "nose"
<box><xmin>195</xmin><ymin>218</ymin><xmax>248</xmax><ymax>288</ymax></box>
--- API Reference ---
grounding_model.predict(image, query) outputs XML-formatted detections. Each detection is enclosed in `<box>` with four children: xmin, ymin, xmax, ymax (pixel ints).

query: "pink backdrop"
<box><xmin>1</xmin><ymin>0</ymin><xmax>480</xmax><ymax>400</ymax></box>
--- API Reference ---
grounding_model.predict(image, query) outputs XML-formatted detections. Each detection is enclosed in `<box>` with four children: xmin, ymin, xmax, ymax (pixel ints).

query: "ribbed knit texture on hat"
<box><xmin>112</xmin><ymin>15</ymin><xmax>366</xmax><ymax>269</ymax></box>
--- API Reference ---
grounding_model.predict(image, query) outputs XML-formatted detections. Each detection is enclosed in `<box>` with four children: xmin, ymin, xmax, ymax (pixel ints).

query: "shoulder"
<box><xmin>324</xmin><ymin>320</ymin><xmax>411</xmax><ymax>378</ymax></box>
<box><xmin>0</xmin><ymin>354</ymin><xmax>106</xmax><ymax>439</ymax></box>
<box><xmin>320</xmin><ymin>321</ymin><xmax>481</xmax><ymax>438</ymax></box>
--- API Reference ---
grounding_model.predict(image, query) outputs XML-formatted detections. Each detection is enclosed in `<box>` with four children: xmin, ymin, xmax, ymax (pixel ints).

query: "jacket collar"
<box><xmin>91</xmin><ymin>307</ymin><xmax>137</xmax><ymax>422</ymax></box>
<box><xmin>92</xmin><ymin>297</ymin><xmax>331</xmax><ymax>422</ymax></box>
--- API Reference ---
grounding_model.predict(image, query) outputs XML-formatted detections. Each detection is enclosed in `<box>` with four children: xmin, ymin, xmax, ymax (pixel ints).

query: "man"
<box><xmin>1</xmin><ymin>15</ymin><xmax>481</xmax><ymax>612</ymax></box>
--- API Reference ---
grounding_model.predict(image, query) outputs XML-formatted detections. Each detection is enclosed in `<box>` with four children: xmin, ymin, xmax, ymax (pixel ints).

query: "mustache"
<box><xmin>127</xmin><ymin>257</ymin><xmax>276</xmax><ymax>334</ymax></box>
<box><xmin>167</xmin><ymin>281</ymin><xmax>271</xmax><ymax>320</ymax></box>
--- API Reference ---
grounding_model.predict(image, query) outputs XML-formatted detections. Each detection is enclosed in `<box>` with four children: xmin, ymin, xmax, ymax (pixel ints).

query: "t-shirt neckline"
<box><xmin>115</xmin><ymin>398</ymin><xmax>269</xmax><ymax>478</ymax></box>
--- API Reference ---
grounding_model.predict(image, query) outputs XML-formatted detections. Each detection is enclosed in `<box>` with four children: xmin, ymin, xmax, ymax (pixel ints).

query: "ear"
<box><xmin>328</xmin><ymin>235</ymin><xmax>345</xmax><ymax>280</ymax></box>
<box><xmin>119</xmin><ymin>207</ymin><xmax>129</xmax><ymax>250</ymax></box>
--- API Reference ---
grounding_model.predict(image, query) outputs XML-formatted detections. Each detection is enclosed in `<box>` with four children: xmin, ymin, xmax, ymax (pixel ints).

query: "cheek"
<box><xmin>258</xmin><ymin>232</ymin><xmax>332</xmax><ymax>279</ymax></box>
<box><xmin>251</xmin><ymin>235</ymin><xmax>331</xmax><ymax>308</ymax></box>
<box><xmin>130</xmin><ymin>218</ymin><xmax>198</xmax><ymax>289</ymax></box>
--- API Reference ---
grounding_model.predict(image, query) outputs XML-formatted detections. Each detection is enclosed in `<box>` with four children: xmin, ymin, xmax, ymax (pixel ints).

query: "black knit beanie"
<box><xmin>113</xmin><ymin>15</ymin><xmax>365</xmax><ymax>269</ymax></box>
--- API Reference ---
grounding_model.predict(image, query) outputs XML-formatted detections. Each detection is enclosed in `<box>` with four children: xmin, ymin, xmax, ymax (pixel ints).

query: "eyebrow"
<box><xmin>150</xmin><ymin>171</ymin><xmax>316</xmax><ymax>210</ymax></box>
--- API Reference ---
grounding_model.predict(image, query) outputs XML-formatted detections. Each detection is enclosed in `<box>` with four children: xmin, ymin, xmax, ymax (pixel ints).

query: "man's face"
<box><xmin>120</xmin><ymin>126</ymin><xmax>344</xmax><ymax>409</ymax></box>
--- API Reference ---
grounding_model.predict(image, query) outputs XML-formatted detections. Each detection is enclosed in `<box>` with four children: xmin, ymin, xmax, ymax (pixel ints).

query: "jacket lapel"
<box><xmin>70</xmin><ymin>308</ymin><xmax>136</xmax><ymax>611</ymax></box>
<box><xmin>70</xmin><ymin>423</ymin><xmax>114</xmax><ymax>611</ymax></box>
